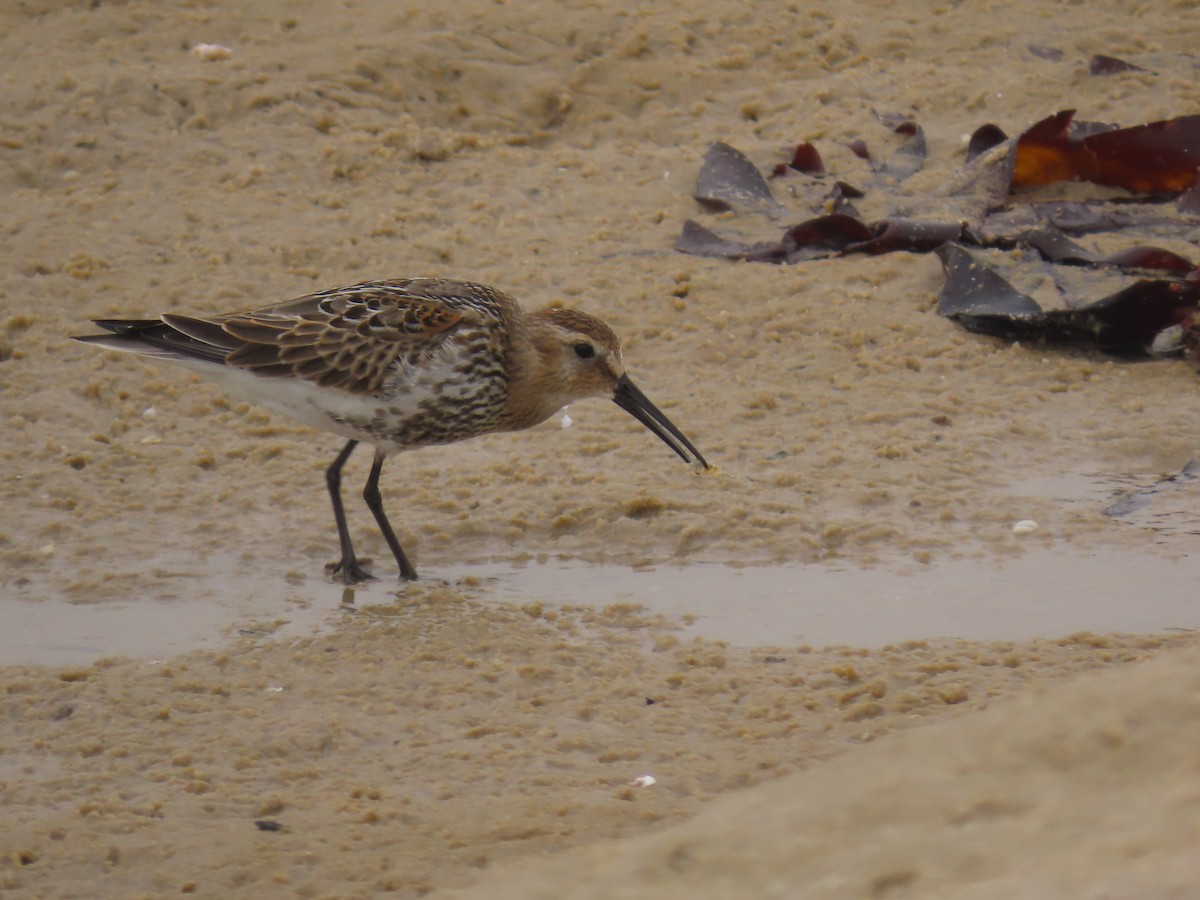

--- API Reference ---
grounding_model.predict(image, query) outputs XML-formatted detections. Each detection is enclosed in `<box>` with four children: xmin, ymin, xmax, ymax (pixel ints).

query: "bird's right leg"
<box><xmin>325</xmin><ymin>439</ymin><xmax>374</xmax><ymax>584</ymax></box>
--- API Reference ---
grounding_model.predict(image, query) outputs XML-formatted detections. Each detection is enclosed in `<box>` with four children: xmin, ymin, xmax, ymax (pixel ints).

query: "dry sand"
<box><xmin>2</xmin><ymin>0</ymin><xmax>1199</xmax><ymax>896</ymax></box>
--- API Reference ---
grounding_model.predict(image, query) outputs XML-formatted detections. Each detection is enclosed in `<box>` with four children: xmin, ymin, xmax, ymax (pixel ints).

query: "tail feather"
<box><xmin>91</xmin><ymin>318</ymin><xmax>161</xmax><ymax>333</ymax></box>
<box><xmin>73</xmin><ymin>318</ymin><xmax>232</xmax><ymax>365</ymax></box>
<box><xmin>161</xmin><ymin>314</ymin><xmax>239</xmax><ymax>351</ymax></box>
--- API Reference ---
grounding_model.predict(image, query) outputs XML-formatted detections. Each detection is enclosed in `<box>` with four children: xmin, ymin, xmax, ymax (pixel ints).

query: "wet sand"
<box><xmin>3</xmin><ymin>0</ymin><xmax>1200</xmax><ymax>896</ymax></box>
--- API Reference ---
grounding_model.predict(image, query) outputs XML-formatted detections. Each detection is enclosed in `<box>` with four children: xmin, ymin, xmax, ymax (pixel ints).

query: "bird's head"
<box><xmin>515</xmin><ymin>307</ymin><xmax>708</xmax><ymax>468</ymax></box>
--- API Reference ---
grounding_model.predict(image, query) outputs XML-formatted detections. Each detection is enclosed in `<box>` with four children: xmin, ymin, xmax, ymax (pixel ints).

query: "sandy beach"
<box><xmin>3</xmin><ymin>0</ymin><xmax>1200</xmax><ymax>896</ymax></box>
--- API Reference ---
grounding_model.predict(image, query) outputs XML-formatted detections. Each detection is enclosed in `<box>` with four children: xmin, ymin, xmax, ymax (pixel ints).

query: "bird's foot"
<box><xmin>326</xmin><ymin>557</ymin><xmax>376</xmax><ymax>585</ymax></box>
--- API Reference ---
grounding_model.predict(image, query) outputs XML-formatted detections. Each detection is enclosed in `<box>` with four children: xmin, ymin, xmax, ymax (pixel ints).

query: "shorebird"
<box><xmin>75</xmin><ymin>277</ymin><xmax>708</xmax><ymax>583</ymax></box>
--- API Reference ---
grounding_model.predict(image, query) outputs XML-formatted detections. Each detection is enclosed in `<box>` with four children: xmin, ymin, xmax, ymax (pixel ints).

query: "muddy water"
<box><xmin>6</xmin><ymin>547</ymin><xmax>1196</xmax><ymax>666</ymax></box>
<box><xmin>460</xmin><ymin>550</ymin><xmax>1200</xmax><ymax>647</ymax></box>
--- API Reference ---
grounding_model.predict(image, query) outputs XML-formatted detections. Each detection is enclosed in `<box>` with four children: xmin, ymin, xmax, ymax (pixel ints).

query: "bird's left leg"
<box><xmin>362</xmin><ymin>449</ymin><xmax>419</xmax><ymax>581</ymax></box>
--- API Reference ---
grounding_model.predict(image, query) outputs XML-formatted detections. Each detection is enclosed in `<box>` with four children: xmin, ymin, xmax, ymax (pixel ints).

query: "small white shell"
<box><xmin>630</xmin><ymin>775</ymin><xmax>656</xmax><ymax>788</ymax></box>
<box><xmin>191</xmin><ymin>43</ymin><xmax>233</xmax><ymax>61</ymax></box>
<box><xmin>1150</xmin><ymin>324</ymin><xmax>1184</xmax><ymax>356</ymax></box>
<box><xmin>560</xmin><ymin>410</ymin><xmax>572</xmax><ymax>429</ymax></box>
<box><xmin>1012</xmin><ymin>520</ymin><xmax>1039</xmax><ymax>535</ymax></box>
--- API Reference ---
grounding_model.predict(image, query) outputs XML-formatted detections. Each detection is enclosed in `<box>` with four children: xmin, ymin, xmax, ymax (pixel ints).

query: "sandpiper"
<box><xmin>75</xmin><ymin>277</ymin><xmax>708</xmax><ymax>583</ymax></box>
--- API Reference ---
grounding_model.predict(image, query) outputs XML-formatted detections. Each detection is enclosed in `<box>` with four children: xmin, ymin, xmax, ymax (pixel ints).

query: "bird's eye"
<box><xmin>573</xmin><ymin>342</ymin><xmax>595</xmax><ymax>360</ymax></box>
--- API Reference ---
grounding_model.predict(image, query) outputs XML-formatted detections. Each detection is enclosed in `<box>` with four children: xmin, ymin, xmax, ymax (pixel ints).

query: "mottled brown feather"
<box><xmin>216</xmin><ymin>284</ymin><xmax>486</xmax><ymax>395</ymax></box>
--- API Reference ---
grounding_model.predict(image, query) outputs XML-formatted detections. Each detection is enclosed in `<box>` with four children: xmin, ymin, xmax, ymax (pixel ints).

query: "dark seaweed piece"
<box><xmin>935</xmin><ymin>244</ymin><xmax>1043</xmax><ymax>338</ymax></box>
<box><xmin>1101</xmin><ymin>246</ymin><xmax>1195</xmax><ymax>272</ymax></box>
<box><xmin>679</xmin><ymin>215</ymin><xmax>974</xmax><ymax>265</ymax></box>
<box><xmin>966</xmin><ymin>124</ymin><xmax>1009</xmax><ymax>162</ymax></box>
<box><xmin>1060</xmin><ymin>279</ymin><xmax>1200</xmax><ymax>353</ymax></box>
<box><xmin>1014</xmin><ymin>110</ymin><xmax>1200</xmax><ymax>192</ymax></box>
<box><xmin>876</xmin><ymin>117</ymin><xmax>927</xmax><ymax>181</ymax></box>
<box><xmin>1015</xmin><ymin>231</ymin><xmax>1193</xmax><ymax>271</ymax></box>
<box><xmin>783</xmin><ymin>214</ymin><xmax>873</xmax><ymax>257</ymax></box>
<box><xmin>1019</xmin><ymin>230</ymin><xmax>1096</xmax><ymax>264</ymax></box>
<box><xmin>1086</xmin><ymin>116</ymin><xmax>1200</xmax><ymax>192</ymax></box>
<box><xmin>827</xmin><ymin>181</ymin><xmax>865</xmax><ymax>216</ymax></box>
<box><xmin>675</xmin><ymin>218</ymin><xmax>742</xmax><ymax>257</ymax></box>
<box><xmin>694</xmin><ymin>142</ymin><xmax>776</xmax><ymax>212</ymax></box>
<box><xmin>1089</xmin><ymin>54</ymin><xmax>1147</xmax><ymax>75</ymax></box>
<box><xmin>771</xmin><ymin>142</ymin><xmax>824</xmax><ymax>177</ymax></box>
<box><xmin>254</xmin><ymin>820</ymin><xmax>284</xmax><ymax>832</ymax></box>
<box><xmin>675</xmin><ymin>219</ymin><xmax>790</xmax><ymax>263</ymax></box>
<box><xmin>935</xmin><ymin>243</ymin><xmax>1200</xmax><ymax>354</ymax></box>
<box><xmin>847</xmin><ymin>219</ymin><xmax>969</xmax><ymax>255</ymax></box>
<box><xmin>1036</xmin><ymin>201</ymin><xmax>1141</xmax><ymax>234</ymax></box>
<box><xmin>676</xmin><ymin>215</ymin><xmax>873</xmax><ymax>264</ymax></box>
<box><xmin>1012</xmin><ymin>110</ymin><xmax>1092</xmax><ymax>186</ymax></box>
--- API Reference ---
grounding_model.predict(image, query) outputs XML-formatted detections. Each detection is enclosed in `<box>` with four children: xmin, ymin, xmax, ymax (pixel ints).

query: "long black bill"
<box><xmin>612</xmin><ymin>374</ymin><xmax>709</xmax><ymax>469</ymax></box>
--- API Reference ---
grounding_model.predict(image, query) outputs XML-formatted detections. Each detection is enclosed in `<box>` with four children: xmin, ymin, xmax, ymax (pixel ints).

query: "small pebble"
<box><xmin>1012</xmin><ymin>520</ymin><xmax>1039</xmax><ymax>535</ymax></box>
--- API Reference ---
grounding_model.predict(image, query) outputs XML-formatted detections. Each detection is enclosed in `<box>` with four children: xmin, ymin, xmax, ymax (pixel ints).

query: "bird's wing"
<box><xmin>166</xmin><ymin>279</ymin><xmax>509</xmax><ymax>395</ymax></box>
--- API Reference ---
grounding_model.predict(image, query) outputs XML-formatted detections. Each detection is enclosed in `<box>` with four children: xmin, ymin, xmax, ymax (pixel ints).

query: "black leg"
<box><xmin>325</xmin><ymin>439</ymin><xmax>374</xmax><ymax>584</ymax></box>
<box><xmin>363</xmin><ymin>449</ymin><xmax>418</xmax><ymax>581</ymax></box>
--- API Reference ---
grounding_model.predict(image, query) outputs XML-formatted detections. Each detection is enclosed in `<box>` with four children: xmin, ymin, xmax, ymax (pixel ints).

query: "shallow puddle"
<box><xmin>445</xmin><ymin>548</ymin><xmax>1200</xmax><ymax>647</ymax></box>
<box><xmin>3</xmin><ymin>545</ymin><xmax>1197</xmax><ymax>666</ymax></box>
<box><xmin>4</xmin><ymin>575</ymin><xmax>336</xmax><ymax>668</ymax></box>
